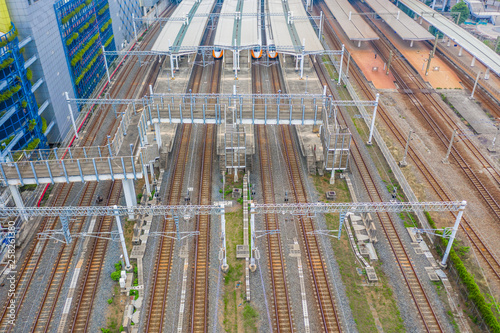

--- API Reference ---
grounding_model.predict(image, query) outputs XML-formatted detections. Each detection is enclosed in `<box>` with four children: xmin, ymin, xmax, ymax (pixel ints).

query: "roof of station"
<box><xmin>364</xmin><ymin>0</ymin><xmax>434</xmax><ymax>41</ymax></box>
<box><xmin>399</xmin><ymin>0</ymin><xmax>500</xmax><ymax>75</ymax></box>
<box><xmin>214</xmin><ymin>0</ymin><xmax>260</xmax><ymax>48</ymax></box>
<box><xmin>152</xmin><ymin>0</ymin><xmax>216</xmax><ymax>54</ymax></box>
<box><xmin>267</xmin><ymin>0</ymin><xmax>323</xmax><ymax>53</ymax></box>
<box><xmin>323</xmin><ymin>0</ymin><xmax>379</xmax><ymax>41</ymax></box>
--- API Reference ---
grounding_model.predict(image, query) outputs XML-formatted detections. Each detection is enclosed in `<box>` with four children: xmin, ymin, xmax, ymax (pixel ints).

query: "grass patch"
<box><xmin>312</xmin><ymin>174</ymin><xmax>404</xmax><ymax>332</ymax></box>
<box><xmin>243</xmin><ymin>304</ymin><xmax>258</xmax><ymax>332</ymax></box>
<box><xmin>222</xmin><ymin>172</ymin><xmax>259</xmax><ymax>332</ymax></box>
<box><xmin>102</xmin><ymin>284</ymin><xmax>127</xmax><ymax>333</ymax></box>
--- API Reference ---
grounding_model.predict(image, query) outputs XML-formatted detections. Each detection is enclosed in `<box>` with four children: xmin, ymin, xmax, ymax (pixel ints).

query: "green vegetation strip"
<box><xmin>75</xmin><ymin>48</ymin><xmax>102</xmax><ymax>85</ymax></box>
<box><xmin>0</xmin><ymin>28</ymin><xmax>18</xmax><ymax>48</ymax></box>
<box><xmin>0</xmin><ymin>135</ymin><xmax>14</xmax><ymax>150</ymax></box>
<box><xmin>71</xmin><ymin>33</ymin><xmax>99</xmax><ymax>67</ymax></box>
<box><xmin>78</xmin><ymin>15</ymin><xmax>96</xmax><ymax>34</ymax></box>
<box><xmin>0</xmin><ymin>58</ymin><xmax>13</xmax><ymax>70</ymax></box>
<box><xmin>26</xmin><ymin>68</ymin><xmax>33</xmax><ymax>82</ymax></box>
<box><xmin>313</xmin><ymin>175</ymin><xmax>404</xmax><ymax>332</ymax></box>
<box><xmin>425</xmin><ymin>212</ymin><xmax>500</xmax><ymax>332</ymax></box>
<box><xmin>61</xmin><ymin>3</ymin><xmax>86</xmax><ymax>25</ymax></box>
<box><xmin>0</xmin><ymin>85</ymin><xmax>21</xmax><ymax>103</ymax></box>
<box><xmin>66</xmin><ymin>32</ymin><xmax>79</xmax><ymax>46</ymax></box>
<box><xmin>41</xmin><ymin>117</ymin><xmax>47</xmax><ymax>133</ymax></box>
<box><xmin>104</xmin><ymin>35</ymin><xmax>114</xmax><ymax>48</ymax></box>
<box><xmin>98</xmin><ymin>3</ymin><xmax>109</xmax><ymax>16</ymax></box>
<box><xmin>100</xmin><ymin>18</ymin><xmax>112</xmax><ymax>33</ymax></box>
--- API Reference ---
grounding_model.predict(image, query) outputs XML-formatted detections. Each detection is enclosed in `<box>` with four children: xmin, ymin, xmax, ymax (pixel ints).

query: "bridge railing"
<box><xmin>0</xmin><ymin>154</ymin><xmax>143</xmax><ymax>186</ymax></box>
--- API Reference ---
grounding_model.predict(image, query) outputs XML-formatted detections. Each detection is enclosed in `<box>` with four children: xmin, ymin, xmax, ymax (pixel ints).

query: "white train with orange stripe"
<box><xmin>251</xmin><ymin>45</ymin><xmax>263</xmax><ymax>59</ymax></box>
<box><xmin>212</xmin><ymin>47</ymin><xmax>224</xmax><ymax>59</ymax></box>
<box><xmin>267</xmin><ymin>41</ymin><xmax>278</xmax><ymax>59</ymax></box>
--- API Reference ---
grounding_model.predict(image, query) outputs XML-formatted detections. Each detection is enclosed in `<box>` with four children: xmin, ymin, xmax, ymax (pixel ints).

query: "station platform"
<box><xmin>434</xmin><ymin>35</ymin><xmax>500</xmax><ymax>100</ymax></box>
<box><xmin>268</xmin><ymin>0</ymin><xmax>294</xmax><ymax>49</ymax></box>
<box><xmin>364</xmin><ymin>0</ymin><xmax>434</xmax><ymax>42</ymax></box>
<box><xmin>321</xmin><ymin>2</ymin><xmax>396</xmax><ymax>88</ymax></box>
<box><xmin>369</xmin><ymin>16</ymin><xmax>462</xmax><ymax>89</ymax></box>
<box><xmin>398</xmin><ymin>0</ymin><xmax>500</xmax><ymax>75</ymax></box>
<box><xmin>350</xmin><ymin>49</ymin><xmax>397</xmax><ymax>89</ymax></box>
<box><xmin>323</xmin><ymin>0</ymin><xmax>379</xmax><ymax>43</ymax></box>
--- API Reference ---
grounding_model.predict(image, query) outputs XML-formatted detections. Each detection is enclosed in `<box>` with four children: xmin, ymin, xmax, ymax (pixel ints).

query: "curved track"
<box><xmin>316</xmin><ymin>0</ymin><xmax>500</xmax><ymax>284</ymax></box>
<box><xmin>313</xmin><ymin>51</ymin><xmax>443</xmax><ymax>332</ymax></box>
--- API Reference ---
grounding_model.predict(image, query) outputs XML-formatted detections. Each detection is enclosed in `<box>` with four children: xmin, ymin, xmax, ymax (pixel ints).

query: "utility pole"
<box><xmin>386</xmin><ymin>50</ymin><xmax>393</xmax><ymax>75</ymax></box>
<box><xmin>65</xmin><ymin>92</ymin><xmax>79</xmax><ymax>139</ymax></box>
<box><xmin>114</xmin><ymin>205</ymin><xmax>132</xmax><ymax>270</ymax></box>
<box><xmin>346</xmin><ymin>52</ymin><xmax>351</xmax><ymax>78</ymax></box>
<box><xmin>470</xmin><ymin>71</ymin><xmax>482</xmax><ymax>99</ymax></box>
<box><xmin>488</xmin><ymin>125</ymin><xmax>499</xmax><ymax>153</ymax></box>
<box><xmin>442</xmin><ymin>129</ymin><xmax>457</xmax><ymax>164</ymax></box>
<box><xmin>103</xmin><ymin>46</ymin><xmax>110</xmax><ymax>83</ymax></box>
<box><xmin>425</xmin><ymin>36</ymin><xmax>439</xmax><ymax>76</ymax></box>
<box><xmin>399</xmin><ymin>130</ymin><xmax>412</xmax><ymax>167</ymax></box>
<box><xmin>441</xmin><ymin>201</ymin><xmax>467</xmax><ymax>266</ymax></box>
<box><xmin>367</xmin><ymin>93</ymin><xmax>380</xmax><ymax>145</ymax></box>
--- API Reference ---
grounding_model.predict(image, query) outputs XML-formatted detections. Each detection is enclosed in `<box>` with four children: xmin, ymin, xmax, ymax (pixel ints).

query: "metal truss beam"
<box><xmin>133</xmin><ymin>13</ymin><xmax>321</xmax><ymax>21</ymax></box>
<box><xmin>0</xmin><ymin>201</ymin><xmax>463</xmax><ymax>218</ymax></box>
<box><xmin>67</xmin><ymin>98</ymin><xmax>143</xmax><ymax>105</ymax></box>
<box><xmin>103</xmin><ymin>48</ymin><xmax>343</xmax><ymax>56</ymax></box>
<box><xmin>66</xmin><ymin>93</ymin><xmax>377</xmax><ymax>107</ymax></box>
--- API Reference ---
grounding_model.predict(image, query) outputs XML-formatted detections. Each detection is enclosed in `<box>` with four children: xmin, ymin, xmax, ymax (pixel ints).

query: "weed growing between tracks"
<box><xmin>101</xmin><ymin>284</ymin><xmax>127</xmax><ymax>333</ymax></box>
<box><xmin>222</xmin><ymin>172</ymin><xmax>258</xmax><ymax>332</ymax></box>
<box><xmin>313</xmin><ymin>174</ymin><xmax>404</xmax><ymax>332</ymax></box>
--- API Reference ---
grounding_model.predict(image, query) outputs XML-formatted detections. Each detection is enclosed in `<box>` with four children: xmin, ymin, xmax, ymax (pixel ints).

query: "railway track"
<box><xmin>280</xmin><ymin>125</ymin><xmax>342</xmax><ymax>332</ymax></box>
<box><xmin>312</xmin><ymin>48</ymin><xmax>444</xmax><ymax>332</ymax></box>
<box><xmin>0</xmin><ymin>4</ymin><xmax>176</xmax><ymax>331</ymax></box>
<box><xmin>256</xmin><ymin>125</ymin><xmax>295</xmax><ymax>332</ymax></box>
<box><xmin>0</xmin><ymin>182</ymin><xmax>74</xmax><ymax>331</ymax></box>
<box><xmin>68</xmin><ymin>181</ymin><xmax>122</xmax><ymax>331</ymax></box>
<box><xmin>27</xmin><ymin>180</ymin><xmax>99</xmax><ymax>333</ymax></box>
<box><xmin>316</xmin><ymin>0</ymin><xmax>500</xmax><ymax>283</ymax></box>
<box><xmin>145</xmin><ymin>4</ymin><xmax>221</xmax><ymax>330</ymax></box>
<box><xmin>189</xmin><ymin>124</ymin><xmax>214</xmax><ymax>332</ymax></box>
<box><xmin>56</xmin><ymin>5</ymin><xmax>178</xmax><ymax>330</ymax></box>
<box><xmin>311</xmin><ymin>4</ymin><xmax>448</xmax><ymax>330</ymax></box>
<box><xmin>144</xmin><ymin>123</ymin><xmax>192</xmax><ymax>332</ymax></box>
<box><xmin>355</xmin><ymin>2</ymin><xmax>500</xmax><ymax>216</ymax></box>
<box><xmin>253</xmin><ymin>42</ymin><xmax>341</xmax><ymax>330</ymax></box>
<box><xmin>251</xmin><ymin>44</ymin><xmax>297</xmax><ymax>332</ymax></box>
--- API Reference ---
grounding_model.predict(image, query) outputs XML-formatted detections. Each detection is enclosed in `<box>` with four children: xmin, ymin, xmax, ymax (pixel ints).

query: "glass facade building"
<box><xmin>54</xmin><ymin>0</ymin><xmax>116</xmax><ymax>99</ymax></box>
<box><xmin>0</xmin><ymin>24</ymin><xmax>46</xmax><ymax>158</ymax></box>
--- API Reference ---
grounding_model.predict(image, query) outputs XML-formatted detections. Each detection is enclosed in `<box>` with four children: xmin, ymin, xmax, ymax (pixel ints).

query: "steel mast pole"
<box><xmin>441</xmin><ymin>201</ymin><xmax>467</xmax><ymax>266</ymax></box>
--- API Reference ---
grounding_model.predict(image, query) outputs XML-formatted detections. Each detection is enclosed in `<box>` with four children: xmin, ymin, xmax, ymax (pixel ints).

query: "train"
<box><xmin>212</xmin><ymin>43</ymin><xmax>277</xmax><ymax>59</ymax></box>
<box><xmin>267</xmin><ymin>41</ymin><xmax>278</xmax><ymax>59</ymax></box>
<box><xmin>251</xmin><ymin>45</ymin><xmax>263</xmax><ymax>59</ymax></box>
<box><xmin>212</xmin><ymin>47</ymin><xmax>224</xmax><ymax>59</ymax></box>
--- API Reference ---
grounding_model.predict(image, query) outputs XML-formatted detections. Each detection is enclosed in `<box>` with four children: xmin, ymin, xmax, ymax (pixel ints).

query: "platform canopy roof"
<box><xmin>152</xmin><ymin>0</ymin><xmax>216</xmax><ymax>54</ymax></box>
<box><xmin>399</xmin><ymin>0</ymin><xmax>500</xmax><ymax>75</ymax></box>
<box><xmin>324</xmin><ymin>0</ymin><xmax>379</xmax><ymax>41</ymax></box>
<box><xmin>364</xmin><ymin>0</ymin><xmax>434</xmax><ymax>41</ymax></box>
<box><xmin>267</xmin><ymin>0</ymin><xmax>323</xmax><ymax>53</ymax></box>
<box><xmin>214</xmin><ymin>0</ymin><xmax>260</xmax><ymax>48</ymax></box>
